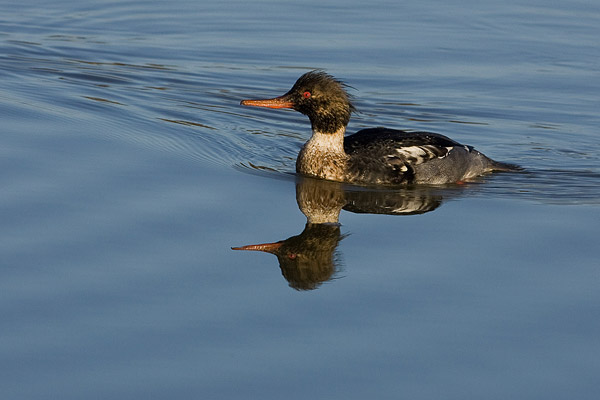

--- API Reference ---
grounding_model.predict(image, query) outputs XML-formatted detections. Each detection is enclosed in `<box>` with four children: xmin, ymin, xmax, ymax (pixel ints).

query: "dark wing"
<box><xmin>344</xmin><ymin>128</ymin><xmax>465</xmax><ymax>184</ymax></box>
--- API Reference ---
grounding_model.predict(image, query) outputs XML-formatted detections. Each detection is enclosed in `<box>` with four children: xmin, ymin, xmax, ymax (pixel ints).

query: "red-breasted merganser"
<box><xmin>241</xmin><ymin>71</ymin><xmax>520</xmax><ymax>185</ymax></box>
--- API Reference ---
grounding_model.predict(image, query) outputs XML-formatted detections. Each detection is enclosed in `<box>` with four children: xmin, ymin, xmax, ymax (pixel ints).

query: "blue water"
<box><xmin>1</xmin><ymin>1</ymin><xmax>599</xmax><ymax>399</ymax></box>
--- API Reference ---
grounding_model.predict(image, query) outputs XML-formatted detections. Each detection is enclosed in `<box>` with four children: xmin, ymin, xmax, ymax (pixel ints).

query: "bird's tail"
<box><xmin>488</xmin><ymin>159</ymin><xmax>523</xmax><ymax>172</ymax></box>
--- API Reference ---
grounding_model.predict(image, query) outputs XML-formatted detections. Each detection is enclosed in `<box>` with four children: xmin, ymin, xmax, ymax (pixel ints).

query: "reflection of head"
<box><xmin>233</xmin><ymin>223</ymin><xmax>344</xmax><ymax>291</ymax></box>
<box><xmin>277</xmin><ymin>223</ymin><xmax>343</xmax><ymax>290</ymax></box>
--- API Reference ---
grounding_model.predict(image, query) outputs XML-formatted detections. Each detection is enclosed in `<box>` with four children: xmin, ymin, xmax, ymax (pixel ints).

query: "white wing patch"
<box><xmin>389</xmin><ymin>145</ymin><xmax>453</xmax><ymax>165</ymax></box>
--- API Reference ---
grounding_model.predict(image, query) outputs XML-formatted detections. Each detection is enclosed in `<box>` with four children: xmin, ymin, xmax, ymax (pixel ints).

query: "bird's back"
<box><xmin>344</xmin><ymin>127</ymin><xmax>512</xmax><ymax>184</ymax></box>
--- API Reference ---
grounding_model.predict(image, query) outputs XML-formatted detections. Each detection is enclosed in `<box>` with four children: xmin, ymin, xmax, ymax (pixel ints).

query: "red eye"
<box><xmin>303</xmin><ymin>91</ymin><xmax>311</xmax><ymax>99</ymax></box>
<box><xmin>288</xmin><ymin>253</ymin><xmax>297</xmax><ymax>260</ymax></box>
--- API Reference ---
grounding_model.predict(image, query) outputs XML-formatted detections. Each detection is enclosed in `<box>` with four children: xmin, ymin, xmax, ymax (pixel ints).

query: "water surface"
<box><xmin>1</xmin><ymin>1</ymin><xmax>599</xmax><ymax>399</ymax></box>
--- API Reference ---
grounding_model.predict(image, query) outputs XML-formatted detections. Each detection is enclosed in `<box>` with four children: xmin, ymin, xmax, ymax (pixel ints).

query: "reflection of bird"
<box><xmin>241</xmin><ymin>71</ymin><xmax>520</xmax><ymax>185</ymax></box>
<box><xmin>232</xmin><ymin>176</ymin><xmax>462</xmax><ymax>290</ymax></box>
<box><xmin>232</xmin><ymin>223</ymin><xmax>343</xmax><ymax>291</ymax></box>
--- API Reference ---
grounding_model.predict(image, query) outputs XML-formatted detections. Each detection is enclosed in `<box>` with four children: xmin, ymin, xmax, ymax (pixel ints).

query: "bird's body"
<box><xmin>241</xmin><ymin>71</ymin><xmax>519</xmax><ymax>185</ymax></box>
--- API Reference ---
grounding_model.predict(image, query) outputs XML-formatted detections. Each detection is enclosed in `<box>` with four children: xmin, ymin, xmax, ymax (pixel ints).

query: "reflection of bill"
<box><xmin>233</xmin><ymin>176</ymin><xmax>465</xmax><ymax>290</ymax></box>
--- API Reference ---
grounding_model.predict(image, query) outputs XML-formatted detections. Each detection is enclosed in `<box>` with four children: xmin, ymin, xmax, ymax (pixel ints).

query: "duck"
<box><xmin>241</xmin><ymin>70</ymin><xmax>520</xmax><ymax>185</ymax></box>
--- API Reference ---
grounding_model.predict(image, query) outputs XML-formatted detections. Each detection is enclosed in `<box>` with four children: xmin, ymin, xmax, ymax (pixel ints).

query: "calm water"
<box><xmin>1</xmin><ymin>1</ymin><xmax>599</xmax><ymax>399</ymax></box>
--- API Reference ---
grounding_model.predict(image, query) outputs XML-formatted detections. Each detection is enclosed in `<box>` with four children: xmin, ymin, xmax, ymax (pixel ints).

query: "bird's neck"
<box><xmin>296</xmin><ymin>126</ymin><xmax>349</xmax><ymax>182</ymax></box>
<box><xmin>305</xmin><ymin>126</ymin><xmax>346</xmax><ymax>153</ymax></box>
